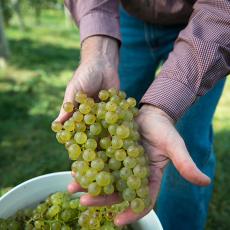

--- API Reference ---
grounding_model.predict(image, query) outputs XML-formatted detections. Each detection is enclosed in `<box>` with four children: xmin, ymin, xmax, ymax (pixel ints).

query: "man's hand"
<box><xmin>56</xmin><ymin>36</ymin><xmax>119</xmax><ymax>123</ymax></box>
<box><xmin>68</xmin><ymin>104</ymin><xmax>211</xmax><ymax>226</ymax></box>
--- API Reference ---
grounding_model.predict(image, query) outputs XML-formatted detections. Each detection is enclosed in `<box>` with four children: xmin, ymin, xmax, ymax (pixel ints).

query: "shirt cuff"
<box><xmin>79</xmin><ymin>12</ymin><xmax>121</xmax><ymax>44</ymax></box>
<box><xmin>141</xmin><ymin>76</ymin><xmax>196</xmax><ymax>121</ymax></box>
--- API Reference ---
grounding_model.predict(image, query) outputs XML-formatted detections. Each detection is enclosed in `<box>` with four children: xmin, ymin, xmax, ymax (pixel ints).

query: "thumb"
<box><xmin>167</xmin><ymin>134</ymin><xmax>211</xmax><ymax>186</ymax></box>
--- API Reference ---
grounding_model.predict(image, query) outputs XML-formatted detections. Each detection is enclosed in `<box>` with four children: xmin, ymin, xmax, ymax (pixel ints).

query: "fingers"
<box><xmin>168</xmin><ymin>136</ymin><xmax>211</xmax><ymax>186</ymax></box>
<box><xmin>68</xmin><ymin>181</ymin><xmax>86</xmax><ymax>193</ymax></box>
<box><xmin>114</xmin><ymin>206</ymin><xmax>152</xmax><ymax>226</ymax></box>
<box><xmin>80</xmin><ymin>193</ymin><xmax>122</xmax><ymax>207</ymax></box>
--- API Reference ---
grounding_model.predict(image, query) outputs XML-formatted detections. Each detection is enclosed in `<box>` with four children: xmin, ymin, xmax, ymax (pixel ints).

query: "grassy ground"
<box><xmin>0</xmin><ymin>9</ymin><xmax>229</xmax><ymax>230</ymax></box>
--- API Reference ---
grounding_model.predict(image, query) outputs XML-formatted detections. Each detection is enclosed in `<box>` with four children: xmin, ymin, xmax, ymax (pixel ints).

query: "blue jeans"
<box><xmin>118</xmin><ymin>7</ymin><xmax>226</xmax><ymax>230</ymax></box>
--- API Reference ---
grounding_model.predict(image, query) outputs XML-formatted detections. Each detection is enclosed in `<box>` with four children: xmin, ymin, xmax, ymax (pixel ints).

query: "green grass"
<box><xmin>0</xmin><ymin>9</ymin><xmax>229</xmax><ymax>230</ymax></box>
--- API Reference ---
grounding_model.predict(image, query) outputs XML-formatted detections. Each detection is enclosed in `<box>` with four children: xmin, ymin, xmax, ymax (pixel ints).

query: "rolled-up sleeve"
<box><xmin>141</xmin><ymin>0</ymin><xmax>230</xmax><ymax>121</ymax></box>
<box><xmin>64</xmin><ymin>0</ymin><xmax>120</xmax><ymax>43</ymax></box>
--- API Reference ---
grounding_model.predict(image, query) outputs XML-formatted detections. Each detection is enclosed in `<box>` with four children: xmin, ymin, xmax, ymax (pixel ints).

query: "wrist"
<box><xmin>81</xmin><ymin>36</ymin><xmax>119</xmax><ymax>69</ymax></box>
<box><xmin>140</xmin><ymin>104</ymin><xmax>175</xmax><ymax>125</ymax></box>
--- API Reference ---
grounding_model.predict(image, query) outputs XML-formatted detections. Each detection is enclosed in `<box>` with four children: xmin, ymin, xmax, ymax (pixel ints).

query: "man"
<box><xmin>56</xmin><ymin>1</ymin><xmax>230</xmax><ymax>229</ymax></box>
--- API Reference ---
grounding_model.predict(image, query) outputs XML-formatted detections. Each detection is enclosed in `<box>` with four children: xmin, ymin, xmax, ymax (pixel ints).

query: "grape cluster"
<box><xmin>0</xmin><ymin>192</ymin><xmax>132</xmax><ymax>230</ymax></box>
<box><xmin>52</xmin><ymin>89</ymin><xmax>151</xmax><ymax>214</ymax></box>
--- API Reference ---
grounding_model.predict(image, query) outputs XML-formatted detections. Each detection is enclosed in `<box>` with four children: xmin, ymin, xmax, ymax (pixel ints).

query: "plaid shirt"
<box><xmin>65</xmin><ymin>0</ymin><xmax>230</xmax><ymax>120</ymax></box>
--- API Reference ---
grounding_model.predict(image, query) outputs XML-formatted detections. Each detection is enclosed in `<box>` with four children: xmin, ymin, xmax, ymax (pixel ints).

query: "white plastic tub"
<box><xmin>0</xmin><ymin>171</ymin><xmax>163</xmax><ymax>230</ymax></box>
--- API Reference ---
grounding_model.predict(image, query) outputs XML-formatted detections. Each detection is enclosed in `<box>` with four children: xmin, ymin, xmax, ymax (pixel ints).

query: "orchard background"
<box><xmin>0</xmin><ymin>1</ymin><xmax>229</xmax><ymax>229</ymax></box>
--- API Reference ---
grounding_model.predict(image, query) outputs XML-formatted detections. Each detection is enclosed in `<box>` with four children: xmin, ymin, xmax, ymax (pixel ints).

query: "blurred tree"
<box><xmin>0</xmin><ymin>0</ymin><xmax>10</xmax><ymax>67</ymax></box>
<box><xmin>1</xmin><ymin>0</ymin><xmax>13</xmax><ymax>26</ymax></box>
<box><xmin>11</xmin><ymin>0</ymin><xmax>25</xmax><ymax>31</ymax></box>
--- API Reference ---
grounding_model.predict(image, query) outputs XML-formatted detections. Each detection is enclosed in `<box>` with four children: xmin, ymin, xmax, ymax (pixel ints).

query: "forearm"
<box><xmin>141</xmin><ymin>0</ymin><xmax>230</xmax><ymax>121</ymax></box>
<box><xmin>81</xmin><ymin>36</ymin><xmax>119</xmax><ymax>69</ymax></box>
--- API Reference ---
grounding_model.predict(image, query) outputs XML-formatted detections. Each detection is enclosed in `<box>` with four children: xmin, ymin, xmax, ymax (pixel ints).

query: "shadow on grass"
<box><xmin>207</xmin><ymin>129</ymin><xmax>230</xmax><ymax>230</ymax></box>
<box><xmin>0</xmin><ymin>77</ymin><xmax>70</xmax><ymax>188</ymax></box>
<box><xmin>8</xmin><ymin>38</ymin><xmax>80</xmax><ymax>73</ymax></box>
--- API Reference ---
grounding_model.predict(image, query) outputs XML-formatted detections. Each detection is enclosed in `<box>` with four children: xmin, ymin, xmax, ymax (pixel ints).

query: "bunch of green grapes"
<box><xmin>0</xmin><ymin>192</ymin><xmax>131</xmax><ymax>230</ymax></box>
<box><xmin>52</xmin><ymin>89</ymin><xmax>151</xmax><ymax>214</ymax></box>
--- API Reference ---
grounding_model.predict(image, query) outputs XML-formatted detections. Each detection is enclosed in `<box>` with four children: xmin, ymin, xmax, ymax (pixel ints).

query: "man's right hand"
<box><xmin>56</xmin><ymin>36</ymin><xmax>119</xmax><ymax>123</ymax></box>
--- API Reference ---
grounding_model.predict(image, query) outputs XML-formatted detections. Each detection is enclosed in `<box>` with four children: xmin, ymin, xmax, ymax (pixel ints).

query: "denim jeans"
<box><xmin>118</xmin><ymin>7</ymin><xmax>226</xmax><ymax>230</ymax></box>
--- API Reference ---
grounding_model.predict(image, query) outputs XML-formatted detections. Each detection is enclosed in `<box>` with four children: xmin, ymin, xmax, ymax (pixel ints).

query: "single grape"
<box><xmin>127</xmin><ymin>145</ymin><xmax>139</xmax><ymax>157</ymax></box>
<box><xmin>61</xmin><ymin>209</ymin><xmax>72</xmax><ymax>221</ymax></box>
<box><xmin>119</xmin><ymin>100</ymin><xmax>129</xmax><ymax>110</ymax></box>
<box><xmin>123</xmin><ymin>110</ymin><xmax>133</xmax><ymax>121</ymax></box>
<box><xmin>108</xmin><ymin>124</ymin><xmax>117</xmax><ymax>136</ymax></box>
<box><xmin>75</xmin><ymin>121</ymin><xmax>86</xmax><ymax>132</ymax></box>
<box><xmin>79</xmin><ymin>176</ymin><xmax>91</xmax><ymax>189</ymax></box>
<box><xmin>108</xmin><ymin>88</ymin><xmax>117</xmax><ymax>96</ymax></box>
<box><xmin>111</xmin><ymin>136</ymin><xmax>123</xmax><ymax>149</ymax></box>
<box><xmin>108</xmin><ymin>158</ymin><xmax>121</xmax><ymax>170</ymax></box>
<box><xmin>122</xmin><ymin>188</ymin><xmax>136</xmax><ymax>201</ymax></box>
<box><xmin>136</xmin><ymin>186</ymin><xmax>149</xmax><ymax>198</ymax></box>
<box><xmin>78</xmin><ymin>213</ymin><xmax>89</xmax><ymax>227</ymax></box>
<box><xmin>69</xmin><ymin>199</ymin><xmax>80</xmax><ymax>209</ymax></box>
<box><xmin>103</xmin><ymin>184</ymin><xmax>115</xmax><ymax>195</ymax></box>
<box><xmin>106</xmin><ymin>146</ymin><xmax>115</xmax><ymax>158</ymax></box>
<box><xmin>63</xmin><ymin>102</ymin><xmax>74</xmax><ymax>113</ymax></box>
<box><xmin>35</xmin><ymin>220</ymin><xmax>45</xmax><ymax>229</ymax></box>
<box><xmin>130</xmin><ymin>198</ymin><xmax>145</xmax><ymax>213</ymax></box>
<box><xmin>63</xmin><ymin>120</ymin><xmax>75</xmax><ymax>132</ymax></box>
<box><xmin>85</xmin><ymin>168</ymin><xmax>97</xmax><ymax>181</ymax></box>
<box><xmin>90</xmin><ymin>123</ymin><xmax>102</xmax><ymax>135</ymax></box>
<box><xmin>127</xmin><ymin>97</ymin><xmax>137</xmax><ymax>107</ymax></box>
<box><xmin>114</xmin><ymin>149</ymin><xmax>127</xmax><ymax>161</ymax></box>
<box><xmin>85</xmin><ymin>138</ymin><xmax>97</xmax><ymax>150</ymax></box>
<box><xmin>72</xmin><ymin>111</ymin><xmax>83</xmax><ymax>122</ymax></box>
<box><xmin>85</xmin><ymin>98</ymin><xmax>95</xmax><ymax>107</ymax></box>
<box><xmin>79</xmin><ymin>103</ymin><xmax>91</xmax><ymax>114</ymax></box>
<box><xmin>60</xmin><ymin>130</ymin><xmax>72</xmax><ymax>142</ymax></box>
<box><xmin>96</xmin><ymin>108</ymin><xmax>106</xmax><ymax>120</ymax></box>
<box><xmin>83</xmin><ymin>149</ymin><xmax>96</xmax><ymax>162</ymax></box>
<box><xmin>72</xmin><ymin>161</ymin><xmax>89</xmax><ymax>174</ymax></box>
<box><xmin>91</xmin><ymin>158</ymin><xmax>105</xmax><ymax>171</ymax></box>
<box><xmin>116</xmin><ymin>125</ymin><xmax>130</xmax><ymax>139</ymax></box>
<box><xmin>133</xmin><ymin>164</ymin><xmax>147</xmax><ymax>178</ymax></box>
<box><xmin>68</xmin><ymin>144</ymin><xmax>81</xmax><ymax>160</ymax></box>
<box><xmin>105</xmin><ymin>111</ymin><xmax>118</xmax><ymax>124</ymax></box>
<box><xmin>99</xmin><ymin>90</ymin><xmax>109</xmax><ymax>101</ymax></box>
<box><xmin>84</xmin><ymin>113</ymin><xmax>96</xmax><ymax>125</ymax></box>
<box><xmin>110</xmin><ymin>95</ymin><xmax>121</xmax><ymax>104</ymax></box>
<box><xmin>61</xmin><ymin>225</ymin><xmax>71</xmax><ymax>230</ymax></box>
<box><xmin>75</xmin><ymin>91</ymin><xmax>87</xmax><ymax>103</ymax></box>
<box><xmin>46</xmin><ymin>205</ymin><xmax>61</xmax><ymax>218</ymax></box>
<box><xmin>116</xmin><ymin>179</ymin><xmax>127</xmax><ymax>192</ymax></box>
<box><xmin>74</xmin><ymin>132</ymin><xmax>87</xmax><ymax>144</ymax></box>
<box><xmin>96</xmin><ymin>171</ymin><xmax>111</xmax><ymax>186</ymax></box>
<box><xmin>88</xmin><ymin>182</ymin><xmax>101</xmax><ymax>196</ymax></box>
<box><xmin>51</xmin><ymin>221</ymin><xmax>62</xmax><ymax>230</ymax></box>
<box><xmin>106</xmin><ymin>101</ymin><xmax>117</xmax><ymax>112</ymax></box>
<box><xmin>127</xmin><ymin>175</ymin><xmax>141</xmax><ymax>190</ymax></box>
<box><xmin>100</xmin><ymin>137</ymin><xmax>111</xmax><ymax>149</ymax></box>
<box><xmin>120</xmin><ymin>167</ymin><xmax>132</xmax><ymax>180</ymax></box>
<box><xmin>51</xmin><ymin>121</ymin><xmax>62</xmax><ymax>132</ymax></box>
<box><xmin>123</xmin><ymin>156</ymin><xmax>137</xmax><ymax>168</ymax></box>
